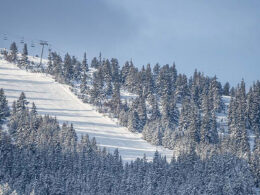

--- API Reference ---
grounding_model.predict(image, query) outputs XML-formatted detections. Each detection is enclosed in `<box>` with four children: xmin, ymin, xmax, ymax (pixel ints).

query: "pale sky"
<box><xmin>1</xmin><ymin>0</ymin><xmax>259</xmax><ymax>86</ymax></box>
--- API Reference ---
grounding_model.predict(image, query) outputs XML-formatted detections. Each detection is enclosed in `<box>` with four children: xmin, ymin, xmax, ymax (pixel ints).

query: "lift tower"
<box><xmin>39</xmin><ymin>40</ymin><xmax>48</xmax><ymax>66</ymax></box>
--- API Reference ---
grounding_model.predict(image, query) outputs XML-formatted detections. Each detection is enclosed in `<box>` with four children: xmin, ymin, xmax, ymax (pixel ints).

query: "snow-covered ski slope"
<box><xmin>0</xmin><ymin>59</ymin><xmax>173</xmax><ymax>162</ymax></box>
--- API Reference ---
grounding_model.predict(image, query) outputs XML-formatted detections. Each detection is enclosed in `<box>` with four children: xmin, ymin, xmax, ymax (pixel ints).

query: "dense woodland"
<box><xmin>0</xmin><ymin>90</ymin><xmax>257</xmax><ymax>194</ymax></box>
<box><xmin>0</xmin><ymin>42</ymin><xmax>259</xmax><ymax>194</ymax></box>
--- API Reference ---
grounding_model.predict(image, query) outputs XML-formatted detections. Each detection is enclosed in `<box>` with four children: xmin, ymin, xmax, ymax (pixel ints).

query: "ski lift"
<box><xmin>3</xmin><ymin>34</ymin><xmax>7</xmax><ymax>41</ymax></box>
<box><xmin>20</xmin><ymin>37</ymin><xmax>24</xmax><ymax>44</ymax></box>
<box><xmin>31</xmin><ymin>41</ymin><xmax>35</xmax><ymax>48</ymax></box>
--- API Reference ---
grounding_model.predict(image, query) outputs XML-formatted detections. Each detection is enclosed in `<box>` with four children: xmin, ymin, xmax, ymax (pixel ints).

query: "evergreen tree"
<box><xmin>128</xmin><ymin>110</ymin><xmax>140</xmax><ymax>132</ymax></box>
<box><xmin>60</xmin><ymin>123</ymin><xmax>77</xmax><ymax>151</ymax></box>
<box><xmin>16</xmin><ymin>92</ymin><xmax>28</xmax><ymax>113</ymax></box>
<box><xmin>247</xmin><ymin>81</ymin><xmax>260</xmax><ymax>135</ymax></box>
<box><xmin>188</xmin><ymin>101</ymin><xmax>200</xmax><ymax>143</ymax></box>
<box><xmin>137</xmin><ymin>96</ymin><xmax>147</xmax><ymax>130</ymax></box>
<box><xmin>143</xmin><ymin>64</ymin><xmax>154</xmax><ymax>97</ymax></box>
<box><xmin>236</xmin><ymin>80</ymin><xmax>250</xmax><ymax>158</ymax></box>
<box><xmin>47</xmin><ymin>50</ymin><xmax>53</xmax><ymax>74</ymax></box>
<box><xmin>9</xmin><ymin>42</ymin><xmax>18</xmax><ymax>62</ymax></box>
<box><xmin>153</xmin><ymin>63</ymin><xmax>160</xmax><ymax>93</ymax></box>
<box><xmin>90</xmin><ymin>68</ymin><xmax>104</xmax><ymax>106</ymax></box>
<box><xmin>200</xmin><ymin>93</ymin><xmax>219</xmax><ymax>144</ymax></box>
<box><xmin>168</xmin><ymin>94</ymin><xmax>179</xmax><ymax>127</ymax></box>
<box><xmin>228</xmin><ymin>81</ymin><xmax>250</xmax><ymax>158</ymax></box>
<box><xmin>0</xmin><ymin>89</ymin><xmax>10</xmax><ymax>123</ymax></box>
<box><xmin>209</xmin><ymin>76</ymin><xmax>222</xmax><ymax>112</ymax></box>
<box><xmin>111</xmin><ymin>58</ymin><xmax>120</xmax><ymax>84</ymax></box>
<box><xmin>91</xmin><ymin>57</ymin><xmax>99</xmax><ymax>69</ymax></box>
<box><xmin>110</xmin><ymin>82</ymin><xmax>121</xmax><ymax>117</ymax></box>
<box><xmin>150</xmin><ymin>94</ymin><xmax>161</xmax><ymax>121</ymax></box>
<box><xmin>157</xmin><ymin>64</ymin><xmax>172</xmax><ymax>98</ymax></box>
<box><xmin>176</xmin><ymin>74</ymin><xmax>189</xmax><ymax>101</ymax></box>
<box><xmin>52</xmin><ymin>52</ymin><xmax>64</xmax><ymax>82</ymax></box>
<box><xmin>121</xmin><ymin>61</ymin><xmax>131</xmax><ymax>85</ymax></box>
<box><xmin>80</xmin><ymin>72</ymin><xmax>89</xmax><ymax>95</ymax></box>
<box><xmin>73</xmin><ymin>60</ymin><xmax>82</xmax><ymax>81</ymax></box>
<box><xmin>103</xmin><ymin>59</ymin><xmax>113</xmax><ymax>96</ymax></box>
<box><xmin>223</xmin><ymin>82</ymin><xmax>230</xmax><ymax>96</ymax></box>
<box><xmin>251</xmin><ymin>136</ymin><xmax>260</xmax><ymax>187</ymax></box>
<box><xmin>82</xmin><ymin>52</ymin><xmax>89</xmax><ymax>72</ymax></box>
<box><xmin>21</xmin><ymin>43</ymin><xmax>29</xmax><ymax>68</ymax></box>
<box><xmin>63</xmin><ymin>53</ymin><xmax>73</xmax><ymax>83</ymax></box>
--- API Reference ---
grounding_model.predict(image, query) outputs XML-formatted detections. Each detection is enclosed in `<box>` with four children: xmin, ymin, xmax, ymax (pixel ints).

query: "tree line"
<box><xmin>1</xmin><ymin>42</ymin><xmax>260</xmax><ymax>192</ymax></box>
<box><xmin>0</xmin><ymin>90</ymin><xmax>257</xmax><ymax>194</ymax></box>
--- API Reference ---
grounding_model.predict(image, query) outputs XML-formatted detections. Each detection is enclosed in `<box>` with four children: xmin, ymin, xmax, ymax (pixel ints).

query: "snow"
<box><xmin>216</xmin><ymin>96</ymin><xmax>230</xmax><ymax>134</ymax></box>
<box><xmin>0</xmin><ymin>59</ymin><xmax>173</xmax><ymax>162</ymax></box>
<box><xmin>248</xmin><ymin>129</ymin><xmax>256</xmax><ymax>152</ymax></box>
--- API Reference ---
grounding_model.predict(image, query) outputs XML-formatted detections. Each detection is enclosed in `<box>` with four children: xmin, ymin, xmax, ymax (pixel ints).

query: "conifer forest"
<box><xmin>1</xmin><ymin>1</ymin><xmax>260</xmax><ymax>194</ymax></box>
<box><xmin>0</xmin><ymin>41</ymin><xmax>259</xmax><ymax>194</ymax></box>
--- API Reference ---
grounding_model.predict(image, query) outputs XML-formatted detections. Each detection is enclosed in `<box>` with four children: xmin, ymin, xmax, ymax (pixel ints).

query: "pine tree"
<box><xmin>63</xmin><ymin>53</ymin><xmax>73</xmax><ymax>83</ymax></box>
<box><xmin>176</xmin><ymin>74</ymin><xmax>189</xmax><ymax>100</ymax></box>
<box><xmin>200</xmin><ymin>93</ymin><xmax>219</xmax><ymax>144</ymax></box>
<box><xmin>111</xmin><ymin>82</ymin><xmax>121</xmax><ymax>117</ymax></box>
<box><xmin>153</xmin><ymin>63</ymin><xmax>160</xmax><ymax>94</ymax></box>
<box><xmin>137</xmin><ymin>96</ymin><xmax>147</xmax><ymax>130</ymax></box>
<box><xmin>60</xmin><ymin>123</ymin><xmax>77</xmax><ymax>151</ymax></box>
<box><xmin>121</xmin><ymin>61</ymin><xmax>131</xmax><ymax>85</ymax></box>
<box><xmin>228</xmin><ymin>81</ymin><xmax>250</xmax><ymax>158</ymax></box>
<box><xmin>251</xmin><ymin>136</ymin><xmax>260</xmax><ymax>187</ymax></box>
<box><xmin>144</xmin><ymin>64</ymin><xmax>154</xmax><ymax>98</ymax></box>
<box><xmin>128</xmin><ymin>110</ymin><xmax>140</xmax><ymax>132</ymax></box>
<box><xmin>82</xmin><ymin>52</ymin><xmax>89</xmax><ymax>72</ymax></box>
<box><xmin>247</xmin><ymin>82</ymin><xmax>260</xmax><ymax>135</ymax></box>
<box><xmin>111</xmin><ymin>58</ymin><xmax>120</xmax><ymax>84</ymax></box>
<box><xmin>157</xmin><ymin>64</ymin><xmax>172</xmax><ymax>98</ymax></box>
<box><xmin>152</xmin><ymin>126</ymin><xmax>162</xmax><ymax>145</ymax></box>
<box><xmin>150</xmin><ymin>94</ymin><xmax>160</xmax><ymax>121</ymax></box>
<box><xmin>91</xmin><ymin>57</ymin><xmax>99</xmax><ymax>68</ymax></box>
<box><xmin>209</xmin><ymin>111</ymin><xmax>219</xmax><ymax>144</ymax></box>
<box><xmin>125</xmin><ymin>63</ymin><xmax>139</xmax><ymax>93</ymax></box>
<box><xmin>52</xmin><ymin>52</ymin><xmax>64</xmax><ymax>82</ymax></box>
<box><xmin>47</xmin><ymin>50</ymin><xmax>53</xmax><ymax>74</ymax></box>
<box><xmin>236</xmin><ymin>80</ymin><xmax>250</xmax><ymax>158</ymax></box>
<box><xmin>103</xmin><ymin>59</ymin><xmax>113</xmax><ymax>96</ymax></box>
<box><xmin>209</xmin><ymin>76</ymin><xmax>222</xmax><ymax>112</ymax></box>
<box><xmin>161</xmin><ymin>94</ymin><xmax>170</xmax><ymax>126</ymax></box>
<box><xmin>9</xmin><ymin>42</ymin><xmax>18</xmax><ymax>62</ymax></box>
<box><xmin>90</xmin><ymin>68</ymin><xmax>104</xmax><ymax>106</ymax></box>
<box><xmin>0</xmin><ymin>89</ymin><xmax>10</xmax><ymax>123</ymax></box>
<box><xmin>162</xmin><ymin>127</ymin><xmax>173</xmax><ymax>148</ymax></box>
<box><xmin>80</xmin><ymin>72</ymin><xmax>89</xmax><ymax>95</ymax></box>
<box><xmin>2</xmin><ymin>49</ymin><xmax>8</xmax><ymax>61</ymax></box>
<box><xmin>188</xmin><ymin>102</ymin><xmax>200</xmax><ymax>143</ymax></box>
<box><xmin>223</xmin><ymin>82</ymin><xmax>230</xmax><ymax>96</ymax></box>
<box><xmin>73</xmin><ymin>61</ymin><xmax>82</xmax><ymax>81</ymax></box>
<box><xmin>170</xmin><ymin>63</ymin><xmax>178</xmax><ymax>92</ymax></box>
<box><xmin>21</xmin><ymin>43</ymin><xmax>29</xmax><ymax>68</ymax></box>
<box><xmin>178</xmin><ymin>98</ymin><xmax>190</xmax><ymax>132</ymax></box>
<box><xmin>168</xmin><ymin>94</ymin><xmax>179</xmax><ymax>127</ymax></box>
<box><xmin>16</xmin><ymin>92</ymin><xmax>28</xmax><ymax>113</ymax></box>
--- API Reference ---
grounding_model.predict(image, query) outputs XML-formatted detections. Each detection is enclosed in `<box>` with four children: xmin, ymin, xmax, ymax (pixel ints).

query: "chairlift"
<box><xmin>20</xmin><ymin>37</ymin><xmax>24</xmax><ymax>44</ymax></box>
<box><xmin>31</xmin><ymin>41</ymin><xmax>35</xmax><ymax>48</ymax></box>
<box><xmin>3</xmin><ymin>34</ymin><xmax>7</xmax><ymax>41</ymax></box>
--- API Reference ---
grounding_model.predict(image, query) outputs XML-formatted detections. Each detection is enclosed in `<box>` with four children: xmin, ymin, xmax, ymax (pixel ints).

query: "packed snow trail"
<box><xmin>0</xmin><ymin>59</ymin><xmax>173</xmax><ymax>162</ymax></box>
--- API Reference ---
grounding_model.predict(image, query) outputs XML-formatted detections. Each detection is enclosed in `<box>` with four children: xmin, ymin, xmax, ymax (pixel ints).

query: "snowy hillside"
<box><xmin>0</xmin><ymin>58</ymin><xmax>173</xmax><ymax>162</ymax></box>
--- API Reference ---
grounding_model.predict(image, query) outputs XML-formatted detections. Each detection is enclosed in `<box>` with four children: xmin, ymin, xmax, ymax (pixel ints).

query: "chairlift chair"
<box><xmin>3</xmin><ymin>34</ymin><xmax>7</xmax><ymax>41</ymax></box>
<box><xmin>20</xmin><ymin>37</ymin><xmax>24</xmax><ymax>44</ymax></box>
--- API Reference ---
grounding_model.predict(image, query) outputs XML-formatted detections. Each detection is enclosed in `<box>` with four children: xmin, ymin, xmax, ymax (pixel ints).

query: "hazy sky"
<box><xmin>0</xmin><ymin>0</ymin><xmax>259</xmax><ymax>86</ymax></box>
